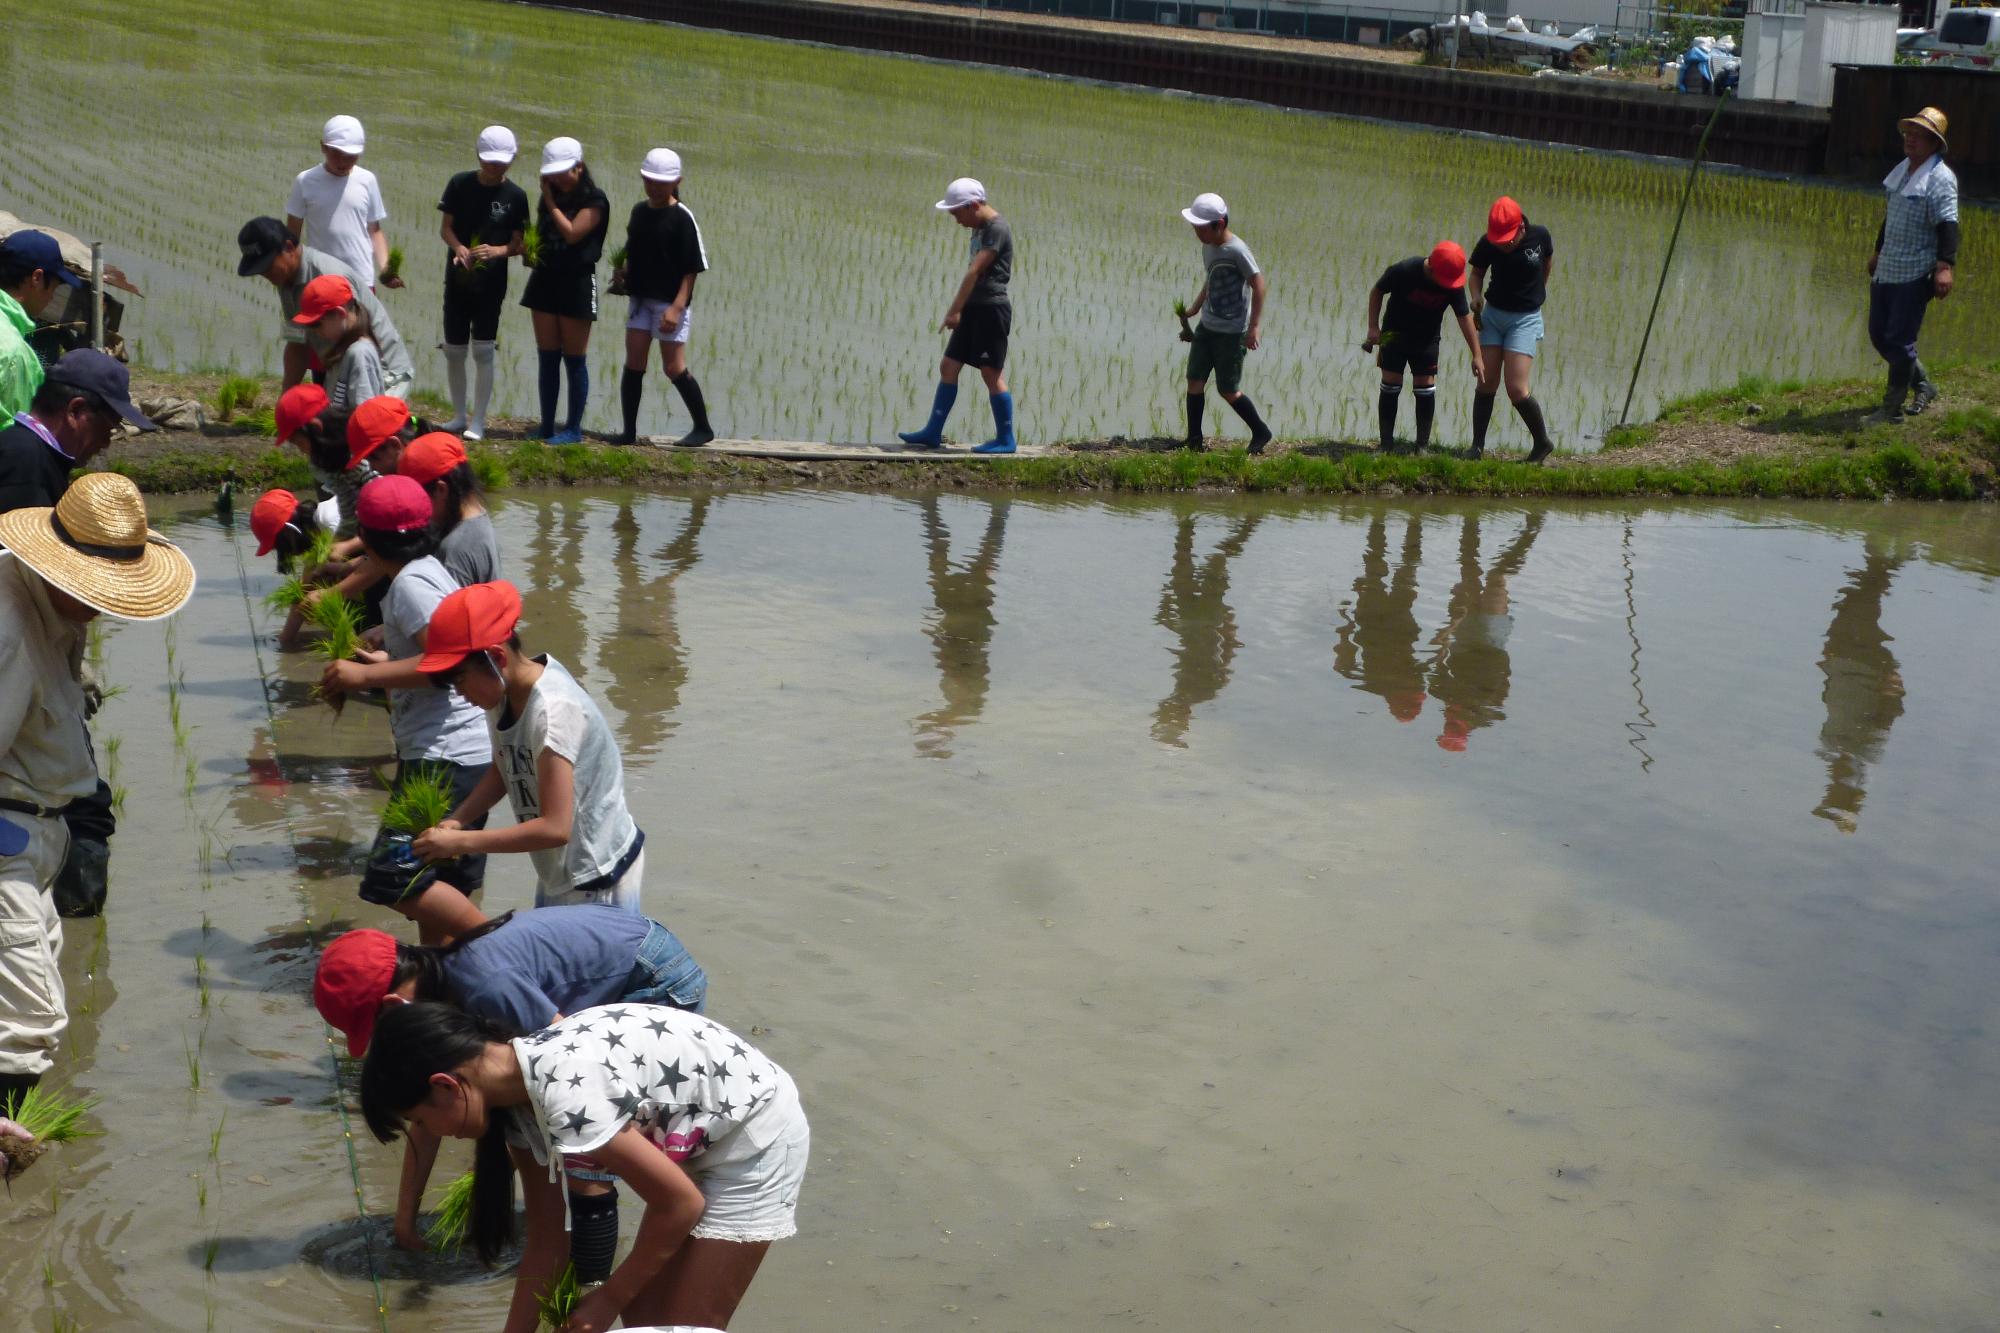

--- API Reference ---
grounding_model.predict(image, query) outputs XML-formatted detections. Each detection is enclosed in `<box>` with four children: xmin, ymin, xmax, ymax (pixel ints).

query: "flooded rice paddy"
<box><xmin>4</xmin><ymin>487</ymin><xmax>1998</xmax><ymax>1330</ymax></box>
<box><xmin>1</xmin><ymin>0</ymin><xmax>1994</xmax><ymax>449</ymax></box>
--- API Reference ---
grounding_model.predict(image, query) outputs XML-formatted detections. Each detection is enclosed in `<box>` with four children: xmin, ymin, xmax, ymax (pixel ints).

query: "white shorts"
<box><xmin>536</xmin><ymin>846</ymin><xmax>643</xmax><ymax>914</ymax></box>
<box><xmin>627</xmin><ymin>298</ymin><xmax>692</xmax><ymax>345</ymax></box>
<box><xmin>689</xmin><ymin>1092</ymin><xmax>810</xmax><ymax>1243</ymax></box>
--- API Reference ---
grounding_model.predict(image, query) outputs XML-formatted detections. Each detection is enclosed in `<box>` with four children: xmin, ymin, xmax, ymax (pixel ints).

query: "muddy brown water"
<box><xmin>5</xmin><ymin>488</ymin><xmax>1998</xmax><ymax>1331</ymax></box>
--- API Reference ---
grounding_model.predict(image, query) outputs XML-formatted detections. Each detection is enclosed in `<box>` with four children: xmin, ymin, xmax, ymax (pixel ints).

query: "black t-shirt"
<box><xmin>624</xmin><ymin>200</ymin><xmax>709</xmax><ymax>304</ymax></box>
<box><xmin>1375</xmin><ymin>257</ymin><xmax>1471</xmax><ymax>340</ymax></box>
<box><xmin>1469</xmin><ymin>223</ymin><xmax>1554</xmax><ymax>313</ymax></box>
<box><xmin>438</xmin><ymin>171</ymin><xmax>530</xmax><ymax>288</ymax></box>
<box><xmin>0</xmin><ymin>420</ymin><xmax>74</xmax><ymax>516</ymax></box>
<box><xmin>535</xmin><ymin>180</ymin><xmax>611</xmax><ymax>277</ymax></box>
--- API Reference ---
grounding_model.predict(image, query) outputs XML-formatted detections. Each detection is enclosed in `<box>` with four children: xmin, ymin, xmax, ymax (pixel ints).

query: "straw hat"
<box><xmin>0</xmin><ymin>473</ymin><xmax>196</xmax><ymax>621</ymax></box>
<box><xmin>1898</xmin><ymin>106</ymin><xmax>1948</xmax><ymax>153</ymax></box>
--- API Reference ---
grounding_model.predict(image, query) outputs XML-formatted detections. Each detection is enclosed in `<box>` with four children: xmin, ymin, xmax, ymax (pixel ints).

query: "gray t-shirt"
<box><xmin>325</xmin><ymin>339</ymin><xmax>383</xmax><ymax>413</ymax></box>
<box><xmin>1200</xmin><ymin>235</ymin><xmax>1262</xmax><ymax>334</ymax></box>
<box><xmin>493</xmin><ymin>655</ymin><xmax>642</xmax><ymax>900</ymax></box>
<box><xmin>382</xmin><ymin>555</ymin><xmax>492</xmax><ymax>765</ymax></box>
<box><xmin>279</xmin><ymin>245</ymin><xmax>412</xmax><ymax>389</ymax></box>
<box><xmin>438</xmin><ymin>511</ymin><xmax>500</xmax><ymax>588</ymax></box>
<box><xmin>442</xmin><ymin>905</ymin><xmax>652</xmax><ymax>1034</ymax></box>
<box><xmin>967</xmin><ymin>215</ymin><xmax>1012</xmax><ymax>307</ymax></box>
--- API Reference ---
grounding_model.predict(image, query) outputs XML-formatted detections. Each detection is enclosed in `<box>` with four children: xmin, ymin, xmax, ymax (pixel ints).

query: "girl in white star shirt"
<box><xmin>362</xmin><ymin>1001</ymin><xmax>808</xmax><ymax>1333</ymax></box>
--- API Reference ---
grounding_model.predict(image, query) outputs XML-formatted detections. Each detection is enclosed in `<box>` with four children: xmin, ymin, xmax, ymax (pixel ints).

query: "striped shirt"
<box><xmin>1876</xmin><ymin>156</ymin><xmax>1958</xmax><ymax>285</ymax></box>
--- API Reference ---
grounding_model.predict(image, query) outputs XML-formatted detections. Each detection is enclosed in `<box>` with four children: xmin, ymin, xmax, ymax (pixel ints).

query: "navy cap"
<box><xmin>44</xmin><ymin>349</ymin><xmax>156</xmax><ymax>432</ymax></box>
<box><xmin>237</xmin><ymin>216</ymin><xmax>292</xmax><ymax>277</ymax></box>
<box><xmin>0</xmin><ymin>231</ymin><xmax>84</xmax><ymax>289</ymax></box>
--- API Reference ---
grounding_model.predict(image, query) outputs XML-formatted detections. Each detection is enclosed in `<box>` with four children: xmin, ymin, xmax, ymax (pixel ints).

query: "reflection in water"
<box><xmin>1812</xmin><ymin>548</ymin><xmax>1906</xmax><ymax>833</ymax></box>
<box><xmin>521</xmin><ymin>499</ymin><xmax>592</xmax><ymax>675</ymax></box>
<box><xmin>1427</xmin><ymin>511</ymin><xmax>1543</xmax><ymax>752</ymax></box>
<box><xmin>1152</xmin><ymin>512</ymin><xmax>1262</xmax><ymax>748</ymax></box>
<box><xmin>1334</xmin><ymin>514</ymin><xmax>1428</xmax><ymax>724</ymax></box>
<box><xmin>915</xmin><ymin>497</ymin><xmax>1009</xmax><ymax>759</ymax></box>
<box><xmin>1621</xmin><ymin>521</ymin><xmax>1657</xmax><ymax>772</ymax></box>
<box><xmin>603</xmin><ymin>497</ymin><xmax>710</xmax><ymax>760</ymax></box>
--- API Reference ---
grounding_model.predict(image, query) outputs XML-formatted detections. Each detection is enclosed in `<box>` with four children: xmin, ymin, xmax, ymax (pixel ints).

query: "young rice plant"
<box><xmin>423</xmin><ymin>1169</ymin><xmax>476</xmax><ymax>1254</ymax></box>
<box><xmin>2</xmin><ymin>1084</ymin><xmax>103</xmax><ymax>1182</ymax></box>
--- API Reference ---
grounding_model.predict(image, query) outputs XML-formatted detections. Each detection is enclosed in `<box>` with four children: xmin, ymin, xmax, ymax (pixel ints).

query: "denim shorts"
<box><xmin>619</xmin><ymin>919</ymin><xmax>708</xmax><ymax>1014</ymax></box>
<box><xmin>1478</xmin><ymin>304</ymin><xmax>1544</xmax><ymax>358</ymax></box>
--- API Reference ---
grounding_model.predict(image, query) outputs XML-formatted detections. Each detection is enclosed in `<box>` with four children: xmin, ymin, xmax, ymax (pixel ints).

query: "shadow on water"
<box><xmin>195</xmin><ymin>1213</ymin><xmax>517</xmax><ymax>1286</ymax></box>
<box><xmin>1811</xmin><ymin>546</ymin><xmax>1906</xmax><ymax>833</ymax></box>
<box><xmin>600</xmin><ymin>495</ymin><xmax>710</xmax><ymax>761</ymax></box>
<box><xmin>915</xmin><ymin>495</ymin><xmax>1010</xmax><ymax>759</ymax></box>
<box><xmin>1152</xmin><ymin>509</ymin><xmax>1261</xmax><ymax>748</ymax></box>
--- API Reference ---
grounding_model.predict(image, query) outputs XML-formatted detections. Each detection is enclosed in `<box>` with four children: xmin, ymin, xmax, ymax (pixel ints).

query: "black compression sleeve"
<box><xmin>1936</xmin><ymin>219</ymin><xmax>1959</xmax><ymax>266</ymax></box>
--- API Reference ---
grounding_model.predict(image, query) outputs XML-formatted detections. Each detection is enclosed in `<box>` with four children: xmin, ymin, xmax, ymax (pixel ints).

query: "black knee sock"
<box><xmin>1184</xmin><ymin>393</ymin><xmax>1205</xmax><ymax>445</ymax></box>
<box><xmin>619</xmin><ymin>368</ymin><xmax>645</xmax><ymax>439</ymax></box>
<box><xmin>1227</xmin><ymin>393</ymin><xmax>1270</xmax><ymax>439</ymax></box>
<box><xmin>536</xmin><ymin>350</ymin><xmax>562</xmax><ymax>436</ymax></box>
<box><xmin>1378</xmin><ymin>380</ymin><xmax>1402</xmax><ymax>449</ymax></box>
<box><xmin>1513</xmin><ymin>395</ymin><xmax>1551</xmax><ymax>449</ymax></box>
<box><xmin>568</xmin><ymin>1188</ymin><xmax>619</xmax><ymax>1285</ymax></box>
<box><xmin>671</xmin><ymin>371</ymin><xmax>710</xmax><ymax>431</ymax></box>
<box><xmin>562</xmin><ymin>355</ymin><xmax>590</xmax><ymax>433</ymax></box>
<box><xmin>1413</xmin><ymin>385</ymin><xmax>1436</xmax><ymax>450</ymax></box>
<box><xmin>1471</xmin><ymin>392</ymin><xmax>1497</xmax><ymax>454</ymax></box>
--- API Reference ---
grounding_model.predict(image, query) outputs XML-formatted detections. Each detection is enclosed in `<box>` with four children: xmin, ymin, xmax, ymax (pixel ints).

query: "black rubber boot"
<box><xmin>1865</xmin><ymin>363</ymin><xmax>1911</xmax><ymax>426</ymax></box>
<box><xmin>52</xmin><ymin>835</ymin><xmax>110</xmax><ymax>919</ymax></box>
<box><xmin>1907</xmin><ymin>359</ymin><xmax>1939</xmax><ymax>415</ymax></box>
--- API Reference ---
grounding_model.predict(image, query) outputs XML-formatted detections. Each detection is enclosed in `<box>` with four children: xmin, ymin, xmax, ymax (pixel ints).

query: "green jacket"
<box><xmin>0</xmin><ymin>289</ymin><xmax>43</xmax><ymax>423</ymax></box>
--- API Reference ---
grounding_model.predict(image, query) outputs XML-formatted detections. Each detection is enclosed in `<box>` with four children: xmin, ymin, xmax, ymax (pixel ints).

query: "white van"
<box><xmin>1922</xmin><ymin>6</ymin><xmax>2000</xmax><ymax>67</ymax></box>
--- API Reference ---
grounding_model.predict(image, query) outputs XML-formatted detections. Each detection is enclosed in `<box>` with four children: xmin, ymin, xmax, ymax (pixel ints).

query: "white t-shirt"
<box><xmin>285</xmin><ymin>163</ymin><xmax>387</xmax><ymax>287</ymax></box>
<box><xmin>492</xmin><ymin>655</ymin><xmax>642</xmax><ymax>900</ymax></box>
<box><xmin>507</xmin><ymin>1005</ymin><xmax>799</xmax><ymax>1173</ymax></box>
<box><xmin>382</xmin><ymin>556</ymin><xmax>491</xmax><ymax>766</ymax></box>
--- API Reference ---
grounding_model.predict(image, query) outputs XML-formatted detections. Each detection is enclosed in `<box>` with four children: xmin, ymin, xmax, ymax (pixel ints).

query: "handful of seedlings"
<box><xmin>423</xmin><ymin>1169</ymin><xmax>476</xmax><ymax>1255</ymax></box>
<box><xmin>535</xmin><ymin>1262</ymin><xmax>582</xmax><ymax>1329</ymax></box>
<box><xmin>521</xmin><ymin>221</ymin><xmax>543</xmax><ymax>269</ymax></box>
<box><xmin>309</xmin><ymin>591</ymin><xmax>366</xmax><ymax>714</ymax></box>
<box><xmin>383</xmin><ymin>244</ymin><xmax>406</xmax><ymax>285</ymax></box>
<box><xmin>1173</xmin><ymin>299</ymin><xmax>1193</xmax><ymax>344</ymax></box>
<box><xmin>3</xmin><ymin>1084</ymin><xmax>102</xmax><ymax>1184</ymax></box>
<box><xmin>382</xmin><ymin>763</ymin><xmax>458</xmax><ymax>893</ymax></box>
<box><xmin>607</xmin><ymin>244</ymin><xmax>628</xmax><ymax>296</ymax></box>
<box><xmin>264</xmin><ymin>529</ymin><xmax>339</xmax><ymax>614</ymax></box>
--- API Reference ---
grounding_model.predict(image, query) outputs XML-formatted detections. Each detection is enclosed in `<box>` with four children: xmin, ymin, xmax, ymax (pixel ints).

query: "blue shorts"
<box><xmin>1479</xmin><ymin>304</ymin><xmax>1544</xmax><ymax>358</ymax></box>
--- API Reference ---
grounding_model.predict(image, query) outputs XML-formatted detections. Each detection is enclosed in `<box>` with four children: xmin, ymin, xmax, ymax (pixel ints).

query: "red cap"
<box><xmin>400</xmin><ymin>432</ymin><xmax>468</xmax><ymax>488</ymax></box>
<box><xmin>1425</xmin><ymin>241</ymin><xmax>1467</xmax><ymax>290</ymax></box>
<box><xmin>1485</xmin><ymin>196</ymin><xmax>1525</xmax><ymax>246</ymax></box>
<box><xmin>346</xmin><ymin>395</ymin><xmax>412</xmax><ymax>466</ymax></box>
<box><xmin>292</xmin><ymin>272</ymin><xmax>355</xmax><ymax>324</ymax></box>
<box><xmin>1437</xmin><ymin>708</ymin><xmax>1471</xmax><ymax>753</ymax></box>
<box><xmin>420</xmin><ymin>580</ymin><xmax>524</xmax><ymax>673</ymax></box>
<box><xmin>355</xmin><ymin>474</ymin><xmax>432</xmax><ymax>533</ymax></box>
<box><xmin>1387</xmin><ymin>688</ymin><xmax>1428</xmax><ymax>723</ymax></box>
<box><xmin>275</xmin><ymin>383</ymin><xmax>329</xmax><ymax>445</ymax></box>
<box><xmin>313</xmin><ymin>929</ymin><xmax>398</xmax><ymax>1057</ymax></box>
<box><xmin>250</xmin><ymin>488</ymin><xmax>302</xmax><ymax>557</ymax></box>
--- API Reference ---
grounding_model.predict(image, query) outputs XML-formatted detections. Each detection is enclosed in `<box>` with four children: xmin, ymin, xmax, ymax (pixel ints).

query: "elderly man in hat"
<box><xmin>237</xmin><ymin>217</ymin><xmax>408</xmax><ymax>393</ymax></box>
<box><xmin>0</xmin><ymin>351</ymin><xmax>159</xmax><ymax>921</ymax></box>
<box><xmin>0</xmin><ymin>231</ymin><xmax>85</xmax><ymax>421</ymax></box>
<box><xmin>1866</xmin><ymin>106</ymin><xmax>1958</xmax><ymax>425</ymax></box>
<box><xmin>0</xmin><ymin>473</ymin><xmax>194</xmax><ymax>1106</ymax></box>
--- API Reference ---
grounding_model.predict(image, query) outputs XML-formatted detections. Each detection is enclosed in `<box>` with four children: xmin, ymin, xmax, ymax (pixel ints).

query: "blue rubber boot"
<box><xmin>899</xmin><ymin>382</ymin><xmax>957</xmax><ymax>448</ymax></box>
<box><xmin>973</xmin><ymin>391</ymin><xmax>1016</xmax><ymax>454</ymax></box>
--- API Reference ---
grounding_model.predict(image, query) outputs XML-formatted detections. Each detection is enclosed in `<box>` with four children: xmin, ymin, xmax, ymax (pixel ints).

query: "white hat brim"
<box><xmin>542</xmin><ymin>158</ymin><xmax>579</xmax><ymax>176</ymax></box>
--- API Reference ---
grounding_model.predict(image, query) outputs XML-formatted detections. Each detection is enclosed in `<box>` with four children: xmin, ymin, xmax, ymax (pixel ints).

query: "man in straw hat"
<box><xmin>0</xmin><ymin>473</ymin><xmax>194</xmax><ymax>1106</ymax></box>
<box><xmin>1866</xmin><ymin>106</ymin><xmax>1958</xmax><ymax>425</ymax></box>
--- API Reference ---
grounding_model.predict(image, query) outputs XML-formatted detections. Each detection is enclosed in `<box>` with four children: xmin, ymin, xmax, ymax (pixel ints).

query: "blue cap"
<box><xmin>0</xmin><ymin>231</ymin><xmax>85</xmax><ymax>289</ymax></box>
<box><xmin>44</xmin><ymin>349</ymin><xmax>155</xmax><ymax>431</ymax></box>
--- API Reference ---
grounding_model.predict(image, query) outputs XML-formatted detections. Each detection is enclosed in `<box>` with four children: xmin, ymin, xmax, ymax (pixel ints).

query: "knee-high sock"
<box><xmin>620</xmin><ymin>368</ymin><xmax>645</xmax><ymax>438</ymax></box>
<box><xmin>441</xmin><ymin>343</ymin><xmax>469</xmax><ymax>418</ymax></box>
<box><xmin>1471</xmin><ymin>391</ymin><xmax>1497</xmax><ymax>453</ymax></box>
<box><xmin>1413</xmin><ymin>385</ymin><xmax>1436</xmax><ymax>450</ymax></box>
<box><xmin>671</xmin><ymin>371</ymin><xmax>711</xmax><ymax>431</ymax></box>
<box><xmin>469</xmin><ymin>341</ymin><xmax>497</xmax><ymax>434</ymax></box>
<box><xmin>563</xmin><ymin>354</ymin><xmax>589</xmax><ymax>433</ymax></box>
<box><xmin>568</xmin><ymin>1188</ymin><xmax>619</xmax><ymax>1285</ymax></box>
<box><xmin>1185</xmin><ymin>393</ymin><xmax>1205</xmax><ymax>444</ymax></box>
<box><xmin>536</xmin><ymin>350</ymin><xmax>562</xmax><ymax>436</ymax></box>
<box><xmin>1378</xmin><ymin>380</ymin><xmax>1402</xmax><ymax>449</ymax></box>
<box><xmin>987</xmin><ymin>390</ymin><xmax>1015</xmax><ymax>449</ymax></box>
<box><xmin>1227</xmin><ymin>393</ymin><xmax>1269</xmax><ymax>440</ymax></box>
<box><xmin>1513</xmin><ymin>395</ymin><xmax>1551</xmax><ymax>449</ymax></box>
<box><xmin>900</xmin><ymin>382</ymin><xmax>957</xmax><ymax>445</ymax></box>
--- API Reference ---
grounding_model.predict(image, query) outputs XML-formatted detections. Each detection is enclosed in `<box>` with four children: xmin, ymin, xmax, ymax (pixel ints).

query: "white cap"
<box><xmin>541</xmin><ymin>136</ymin><xmax>583</xmax><ymax>176</ymax></box>
<box><xmin>640</xmin><ymin>148</ymin><xmax>683</xmax><ymax>182</ymax></box>
<box><xmin>1181</xmin><ymin>192</ymin><xmax>1228</xmax><ymax>226</ymax></box>
<box><xmin>934</xmin><ymin>177</ymin><xmax>986</xmax><ymax>211</ymax></box>
<box><xmin>322</xmin><ymin>115</ymin><xmax>366</xmax><ymax>154</ymax></box>
<box><xmin>476</xmin><ymin>125</ymin><xmax>518</xmax><ymax>164</ymax></box>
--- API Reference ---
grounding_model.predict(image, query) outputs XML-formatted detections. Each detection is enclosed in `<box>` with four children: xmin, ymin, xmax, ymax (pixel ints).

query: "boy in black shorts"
<box><xmin>900</xmin><ymin>177</ymin><xmax>1016</xmax><ymax>454</ymax></box>
<box><xmin>437</xmin><ymin>127</ymin><xmax>529</xmax><ymax>441</ymax></box>
<box><xmin>1178</xmin><ymin>192</ymin><xmax>1272</xmax><ymax>453</ymax></box>
<box><xmin>1364</xmin><ymin>241</ymin><xmax>1481</xmax><ymax>454</ymax></box>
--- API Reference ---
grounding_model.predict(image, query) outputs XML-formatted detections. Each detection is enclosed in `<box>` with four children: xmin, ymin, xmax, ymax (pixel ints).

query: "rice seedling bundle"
<box><xmin>264</xmin><ymin>576</ymin><xmax>308</xmax><ymax>612</ymax></box>
<box><xmin>383</xmin><ymin>244</ymin><xmax>406</xmax><ymax>284</ymax></box>
<box><xmin>521</xmin><ymin>221</ymin><xmax>543</xmax><ymax>269</ymax></box>
<box><xmin>309</xmin><ymin>591</ymin><xmax>364</xmax><ymax>663</ymax></box>
<box><xmin>423</xmin><ymin>1169</ymin><xmax>475</xmax><ymax>1254</ymax></box>
<box><xmin>382</xmin><ymin>764</ymin><xmax>456</xmax><ymax>836</ymax></box>
<box><xmin>2</xmin><ymin>1084</ymin><xmax>102</xmax><ymax>1182</ymax></box>
<box><xmin>535</xmin><ymin>1263</ymin><xmax>582</xmax><ymax>1330</ymax></box>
